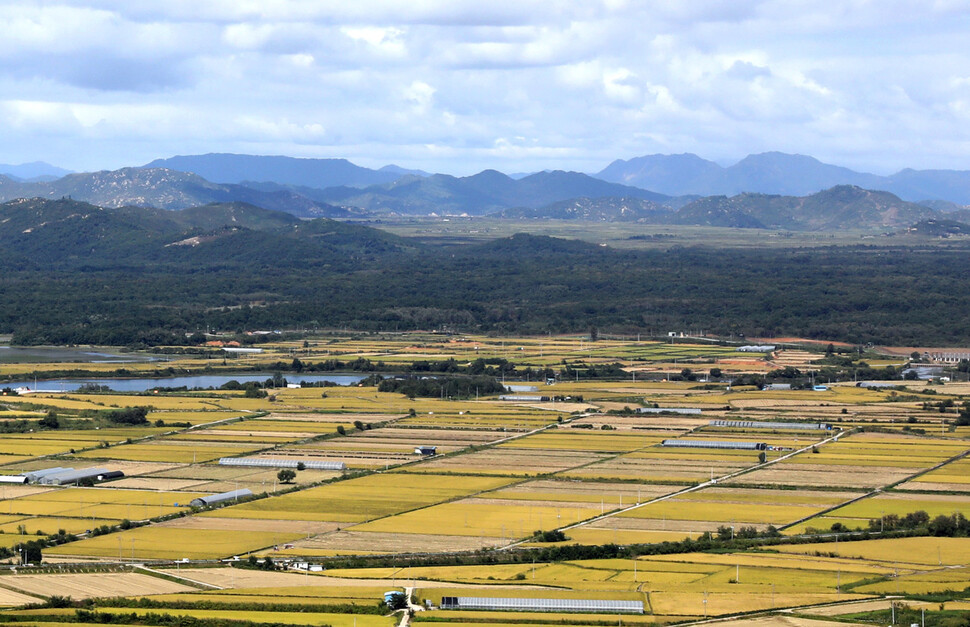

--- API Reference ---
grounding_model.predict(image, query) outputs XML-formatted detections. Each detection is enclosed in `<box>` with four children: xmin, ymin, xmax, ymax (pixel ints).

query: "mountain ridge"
<box><xmin>596</xmin><ymin>151</ymin><xmax>970</xmax><ymax>204</ymax></box>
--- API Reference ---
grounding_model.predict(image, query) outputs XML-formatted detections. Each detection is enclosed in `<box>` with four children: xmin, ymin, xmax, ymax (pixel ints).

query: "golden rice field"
<box><xmin>76</xmin><ymin>440</ymin><xmax>265</xmax><ymax>463</ymax></box>
<box><xmin>799</xmin><ymin>492</ymin><xmax>970</xmax><ymax>524</ymax></box>
<box><xmin>0</xmin><ymin>515</ymin><xmax>120</xmax><ymax>535</ymax></box>
<box><xmin>1</xmin><ymin>572</ymin><xmax>195</xmax><ymax>599</ymax></box>
<box><xmin>774</xmin><ymin>537</ymin><xmax>970</xmax><ymax>566</ymax></box>
<box><xmin>90</xmin><ymin>607</ymin><xmax>395</xmax><ymax>627</ymax></box>
<box><xmin>202</xmin><ymin>473</ymin><xmax>514</xmax><ymax>523</ymax></box>
<box><xmin>351</xmin><ymin>498</ymin><xmax>596</xmax><ymax>538</ymax></box>
<box><xmin>48</xmin><ymin>527</ymin><xmax>305</xmax><ymax>560</ymax></box>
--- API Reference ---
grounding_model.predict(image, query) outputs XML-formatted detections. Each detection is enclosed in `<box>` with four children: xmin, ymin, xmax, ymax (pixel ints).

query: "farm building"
<box><xmin>0</xmin><ymin>475</ymin><xmax>27</xmax><ymax>484</ymax></box>
<box><xmin>218</xmin><ymin>457</ymin><xmax>347</xmax><ymax>471</ymax></box>
<box><xmin>190</xmin><ymin>489</ymin><xmax>254</xmax><ymax>508</ymax></box>
<box><xmin>440</xmin><ymin>597</ymin><xmax>643</xmax><ymax>614</ymax></box>
<box><xmin>23</xmin><ymin>467</ymin><xmax>72</xmax><ymax>484</ymax></box>
<box><xmin>738</xmin><ymin>345</ymin><xmax>775</xmax><ymax>352</ymax></box>
<box><xmin>662</xmin><ymin>439</ymin><xmax>767</xmax><ymax>451</ymax></box>
<box><xmin>635</xmin><ymin>407</ymin><xmax>701</xmax><ymax>415</ymax></box>
<box><xmin>763</xmin><ymin>383</ymin><xmax>792</xmax><ymax>391</ymax></box>
<box><xmin>499</xmin><ymin>395</ymin><xmax>551</xmax><ymax>401</ymax></box>
<box><xmin>41</xmin><ymin>467</ymin><xmax>110</xmax><ymax>485</ymax></box>
<box><xmin>414</xmin><ymin>446</ymin><xmax>437</xmax><ymax>456</ymax></box>
<box><xmin>709</xmin><ymin>420</ymin><xmax>831</xmax><ymax>431</ymax></box>
<box><xmin>96</xmin><ymin>470</ymin><xmax>126</xmax><ymax>481</ymax></box>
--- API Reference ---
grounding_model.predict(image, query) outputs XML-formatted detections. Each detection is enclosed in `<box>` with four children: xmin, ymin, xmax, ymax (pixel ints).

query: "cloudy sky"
<box><xmin>1</xmin><ymin>0</ymin><xmax>969</xmax><ymax>175</ymax></box>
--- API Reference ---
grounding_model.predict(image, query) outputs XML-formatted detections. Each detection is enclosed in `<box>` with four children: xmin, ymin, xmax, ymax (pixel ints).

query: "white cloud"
<box><xmin>0</xmin><ymin>0</ymin><xmax>968</xmax><ymax>174</ymax></box>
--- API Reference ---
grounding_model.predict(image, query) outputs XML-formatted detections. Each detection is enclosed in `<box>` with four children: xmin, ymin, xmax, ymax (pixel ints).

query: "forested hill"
<box><xmin>2</xmin><ymin>198</ymin><xmax>970</xmax><ymax>347</ymax></box>
<box><xmin>0</xmin><ymin>198</ymin><xmax>414</xmax><ymax>269</ymax></box>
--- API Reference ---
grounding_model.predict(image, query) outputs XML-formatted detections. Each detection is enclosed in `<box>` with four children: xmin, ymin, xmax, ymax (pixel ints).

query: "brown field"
<box><xmin>157</xmin><ymin>515</ymin><xmax>339</xmax><ymax>535</ymax></box>
<box><xmin>562</xmin><ymin>454</ymin><xmax>745</xmax><ymax>482</ymax></box>
<box><xmin>0</xmin><ymin>588</ymin><xmax>42</xmax><ymax>606</ymax></box>
<box><xmin>2</xmin><ymin>572</ymin><xmax>195</xmax><ymax>599</ymax></box>
<box><xmin>727</xmin><ymin>463</ymin><xmax>913</xmax><ymax>488</ymax></box>
<box><xmin>401</xmin><ymin>448</ymin><xmax>608</xmax><ymax>475</ymax></box>
<box><xmin>106</xmin><ymin>477</ymin><xmax>208</xmax><ymax>491</ymax></box>
<box><xmin>278</xmin><ymin>530</ymin><xmax>508</xmax><ymax>555</ymax></box>
<box><xmin>494</xmin><ymin>479</ymin><xmax>682</xmax><ymax>502</ymax></box>
<box><xmin>168</xmin><ymin>568</ymin><xmax>473</xmax><ymax>589</ymax></box>
<box><xmin>0</xmin><ymin>485</ymin><xmax>55</xmax><ymax>499</ymax></box>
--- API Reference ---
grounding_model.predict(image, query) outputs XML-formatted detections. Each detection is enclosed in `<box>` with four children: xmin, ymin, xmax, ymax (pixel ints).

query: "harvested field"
<box><xmin>727</xmin><ymin>463</ymin><xmax>913</xmax><ymax>489</ymax></box>
<box><xmin>498</xmin><ymin>430</ymin><xmax>664</xmax><ymax>452</ymax></box>
<box><xmin>562</xmin><ymin>453</ymin><xmax>744</xmax><ymax>482</ymax></box>
<box><xmin>401</xmin><ymin>448</ymin><xmax>608</xmax><ymax>475</ymax></box>
<box><xmin>3</xmin><ymin>572</ymin><xmax>195</xmax><ymax>599</ymax></box>
<box><xmin>279</xmin><ymin>530</ymin><xmax>508</xmax><ymax>555</ymax></box>
<box><xmin>490</xmin><ymin>479</ymin><xmax>680</xmax><ymax>505</ymax></box>
<box><xmin>0</xmin><ymin>485</ymin><xmax>55</xmax><ymax>499</ymax></box>
<box><xmin>106</xmin><ymin>477</ymin><xmax>207</xmax><ymax>491</ymax></box>
<box><xmin>157</xmin><ymin>516</ymin><xmax>339</xmax><ymax>535</ymax></box>
<box><xmin>0</xmin><ymin>588</ymin><xmax>42</xmax><ymax>606</ymax></box>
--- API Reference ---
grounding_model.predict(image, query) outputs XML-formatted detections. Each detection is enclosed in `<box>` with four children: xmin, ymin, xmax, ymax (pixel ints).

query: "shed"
<box><xmin>218</xmin><ymin>457</ymin><xmax>346</xmax><ymax>471</ymax></box>
<box><xmin>0</xmin><ymin>475</ymin><xmax>27</xmax><ymax>484</ymax></box>
<box><xmin>42</xmin><ymin>467</ymin><xmax>109</xmax><ymax>485</ymax></box>
<box><xmin>415</xmin><ymin>446</ymin><xmax>437</xmax><ymax>456</ymax></box>
<box><xmin>710</xmin><ymin>420</ymin><xmax>831</xmax><ymax>431</ymax></box>
<box><xmin>190</xmin><ymin>488</ymin><xmax>254</xmax><ymax>508</ymax></box>
<box><xmin>97</xmin><ymin>470</ymin><xmax>126</xmax><ymax>482</ymax></box>
<box><xmin>24</xmin><ymin>467</ymin><xmax>72</xmax><ymax>484</ymax></box>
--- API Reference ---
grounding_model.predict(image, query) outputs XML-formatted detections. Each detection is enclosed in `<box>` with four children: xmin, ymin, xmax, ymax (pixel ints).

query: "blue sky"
<box><xmin>1</xmin><ymin>1</ymin><xmax>969</xmax><ymax>175</ymax></box>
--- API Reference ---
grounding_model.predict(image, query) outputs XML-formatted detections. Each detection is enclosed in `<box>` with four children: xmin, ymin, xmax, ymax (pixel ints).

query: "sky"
<box><xmin>1</xmin><ymin>0</ymin><xmax>969</xmax><ymax>176</ymax></box>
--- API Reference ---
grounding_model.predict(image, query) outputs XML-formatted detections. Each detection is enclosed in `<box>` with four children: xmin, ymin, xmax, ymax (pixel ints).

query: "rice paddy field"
<box><xmin>0</xmin><ymin>333</ymin><xmax>965</xmax><ymax>626</ymax></box>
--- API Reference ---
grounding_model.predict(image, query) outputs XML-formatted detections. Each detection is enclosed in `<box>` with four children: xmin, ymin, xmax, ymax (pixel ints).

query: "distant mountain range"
<box><xmin>0</xmin><ymin>168</ymin><xmax>351</xmax><ymax>218</ymax></box>
<box><xmin>597</xmin><ymin>152</ymin><xmax>970</xmax><ymax>204</ymax></box>
<box><xmin>312</xmin><ymin>170</ymin><xmax>668</xmax><ymax>216</ymax></box>
<box><xmin>3</xmin><ymin>151</ymin><xmax>970</xmax><ymax>230</ymax></box>
<box><xmin>143</xmin><ymin>153</ymin><xmax>426</xmax><ymax>188</ymax></box>
<box><xmin>498</xmin><ymin>185</ymin><xmax>939</xmax><ymax>231</ymax></box>
<box><xmin>0</xmin><ymin>161</ymin><xmax>73</xmax><ymax>182</ymax></box>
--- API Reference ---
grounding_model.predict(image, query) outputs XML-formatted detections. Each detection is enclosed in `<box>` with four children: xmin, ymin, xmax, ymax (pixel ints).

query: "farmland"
<box><xmin>0</xmin><ymin>332</ymin><xmax>964</xmax><ymax>626</ymax></box>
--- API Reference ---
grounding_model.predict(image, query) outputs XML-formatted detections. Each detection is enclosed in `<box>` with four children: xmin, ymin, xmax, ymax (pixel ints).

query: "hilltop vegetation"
<box><xmin>1</xmin><ymin>198</ymin><xmax>970</xmax><ymax>346</ymax></box>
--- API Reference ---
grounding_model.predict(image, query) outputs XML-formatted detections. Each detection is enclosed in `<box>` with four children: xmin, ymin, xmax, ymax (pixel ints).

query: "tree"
<box><xmin>709</xmin><ymin>368</ymin><xmax>722</xmax><ymax>379</ymax></box>
<box><xmin>39</xmin><ymin>410</ymin><xmax>59</xmax><ymax>429</ymax></box>
<box><xmin>277</xmin><ymin>469</ymin><xmax>296</xmax><ymax>484</ymax></box>
<box><xmin>296</xmin><ymin>462</ymin><xmax>306</xmax><ymax>471</ymax></box>
<box><xmin>15</xmin><ymin>540</ymin><xmax>42</xmax><ymax>564</ymax></box>
<box><xmin>106</xmin><ymin>407</ymin><xmax>148</xmax><ymax>425</ymax></box>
